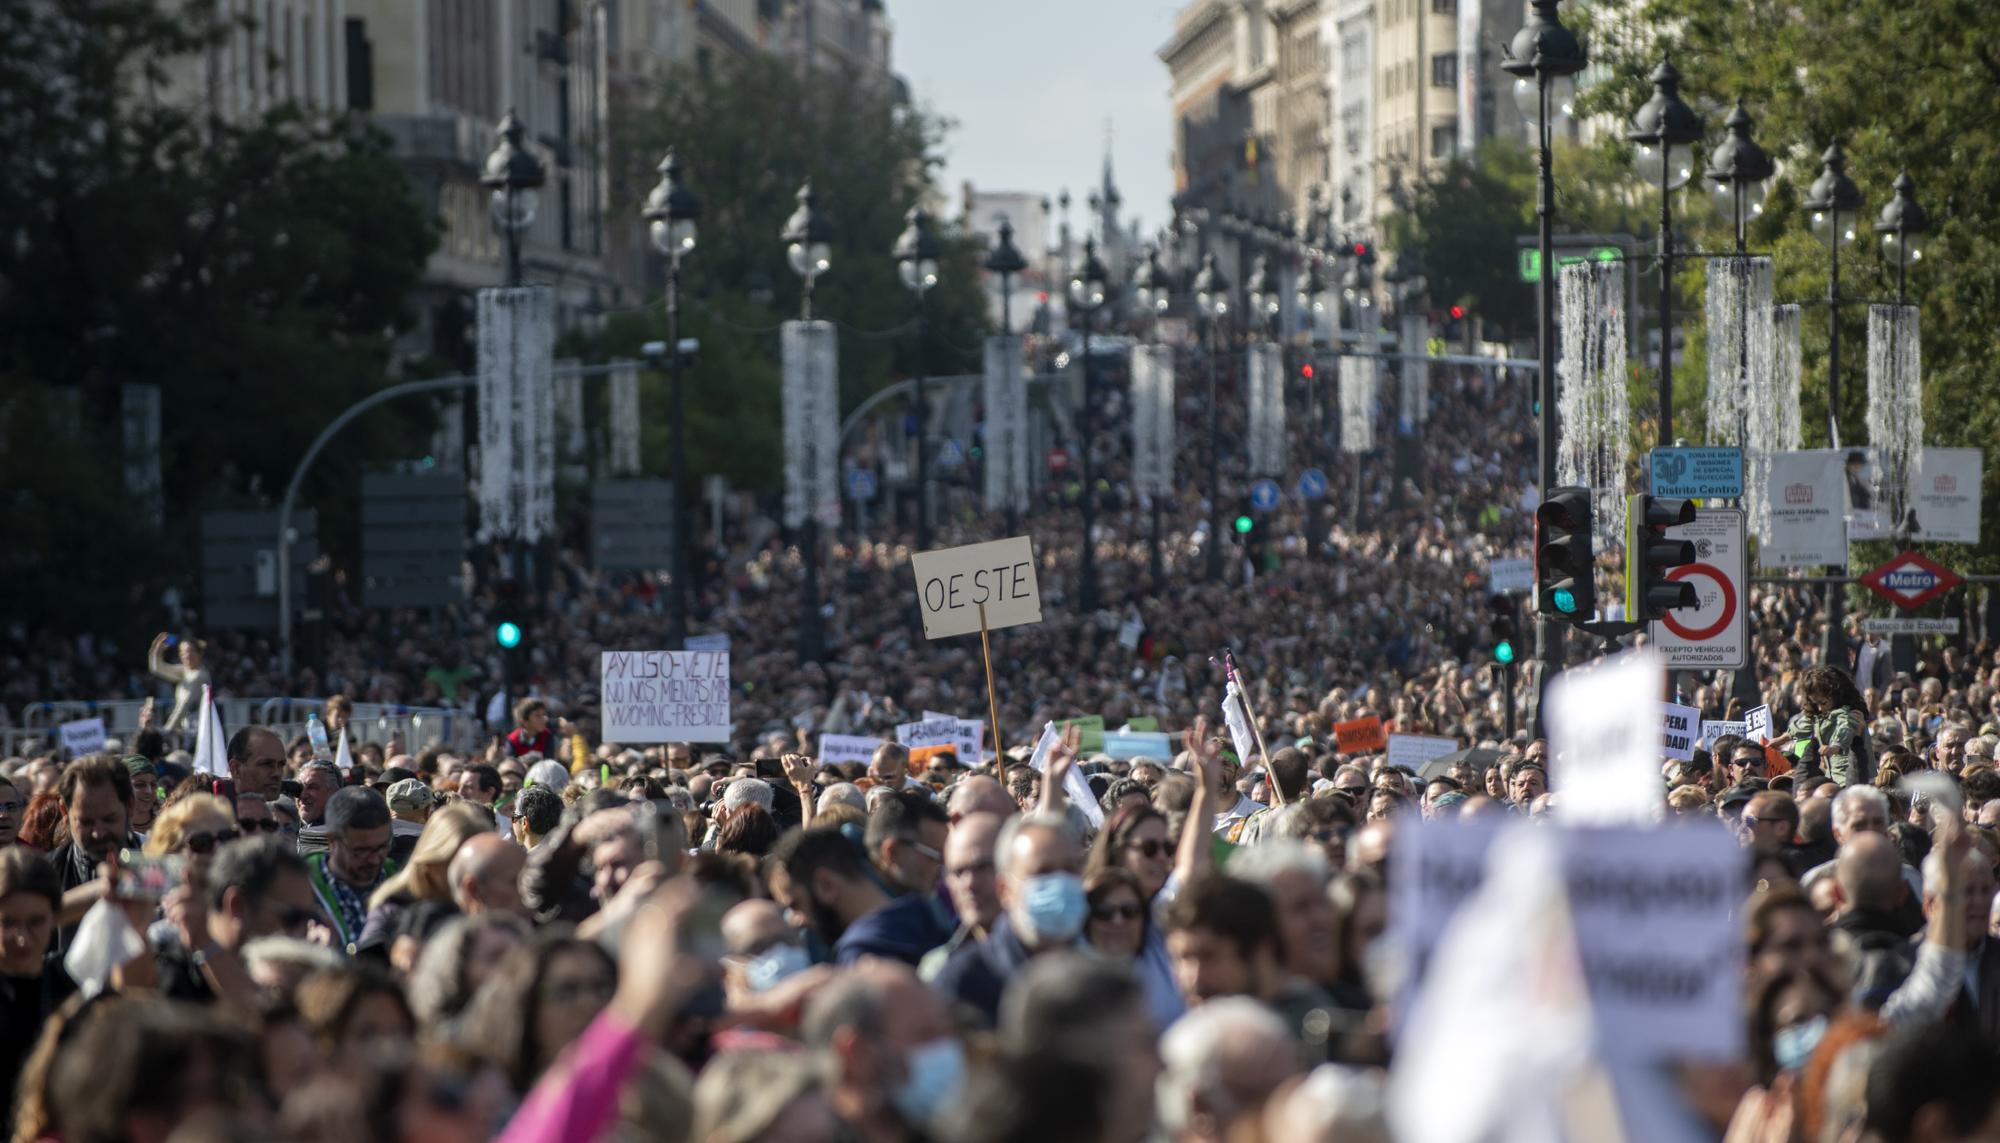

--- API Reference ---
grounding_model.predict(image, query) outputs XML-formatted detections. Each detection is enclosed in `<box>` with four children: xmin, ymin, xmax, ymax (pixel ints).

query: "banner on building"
<box><xmin>982</xmin><ymin>335</ymin><xmax>1030</xmax><ymax>514</ymax></box>
<box><xmin>477</xmin><ymin>287</ymin><xmax>556</xmax><ymax>542</ymax></box>
<box><xmin>609</xmin><ymin>358</ymin><xmax>642</xmax><ymax>476</ymax></box>
<box><xmin>1246</xmin><ymin>342</ymin><xmax>1287</xmax><ymax>476</ymax></box>
<box><xmin>1911</xmin><ymin>447</ymin><xmax>1982</xmax><ymax>544</ymax></box>
<box><xmin>781</xmin><ymin>320</ymin><xmax>841</xmax><ymax>529</ymax></box>
<box><xmin>1130</xmin><ymin>344</ymin><xmax>1176</xmax><ymax>497</ymax></box>
<box><xmin>1758</xmin><ymin>449</ymin><xmax>1846</xmax><ymax>569</ymax></box>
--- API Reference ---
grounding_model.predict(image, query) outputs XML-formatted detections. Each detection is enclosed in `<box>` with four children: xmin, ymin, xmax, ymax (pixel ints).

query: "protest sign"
<box><xmin>1028</xmin><ymin>722</ymin><xmax>1103</xmax><ymax>829</ymax></box>
<box><xmin>600</xmin><ymin>651</ymin><xmax>731</xmax><ymax>743</ymax></box>
<box><xmin>818</xmin><ymin>734</ymin><xmax>882</xmax><ymax>766</ymax></box>
<box><xmin>684</xmin><ymin>633</ymin><xmax>731</xmax><ymax>652</ymax></box>
<box><xmin>1124</xmin><ymin>717</ymin><xmax>1161</xmax><ymax>732</ymax></box>
<box><xmin>1698</xmin><ymin>720</ymin><xmax>1747</xmax><ymax>751</ymax></box>
<box><xmin>1058</xmin><ymin>715</ymin><xmax>1105</xmax><ymax>754</ymax></box>
<box><xmin>908</xmin><ymin>536</ymin><xmax>1042</xmax><ymax>640</ymax></box>
<box><xmin>923</xmin><ymin>711</ymin><xmax>986</xmax><ymax>763</ymax></box>
<box><xmin>59</xmin><ymin>717</ymin><xmax>106</xmax><ymax>757</ymax></box>
<box><xmin>1387</xmin><ymin>734</ymin><xmax>1459</xmax><ymax>773</ymax></box>
<box><xmin>1546</xmin><ymin>653</ymin><xmax>1665</xmax><ymax>826</ymax></box>
<box><xmin>1390</xmin><ymin>819</ymin><xmax>1743</xmax><ymax>1060</ymax></box>
<box><xmin>1334</xmin><ymin>716</ymin><xmax>1388</xmax><ymax>754</ymax></box>
<box><xmin>1743</xmin><ymin>705</ymin><xmax>1773</xmax><ymax>744</ymax></box>
<box><xmin>1102</xmin><ymin>731</ymin><xmax>1173</xmax><ymax>760</ymax></box>
<box><xmin>897</xmin><ymin>717</ymin><xmax>959</xmax><ymax>749</ymax></box>
<box><xmin>1660</xmin><ymin>702</ymin><xmax>1699</xmax><ymax>761</ymax></box>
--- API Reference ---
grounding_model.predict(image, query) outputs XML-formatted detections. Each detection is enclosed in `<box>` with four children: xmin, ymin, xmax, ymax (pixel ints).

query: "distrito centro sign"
<box><xmin>1859</xmin><ymin>551</ymin><xmax>1961</xmax><ymax>611</ymax></box>
<box><xmin>1648</xmin><ymin>508</ymin><xmax>1746</xmax><ymax>669</ymax></box>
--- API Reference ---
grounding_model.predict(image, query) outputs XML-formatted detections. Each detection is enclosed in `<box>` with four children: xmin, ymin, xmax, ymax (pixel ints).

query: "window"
<box><xmin>1431</xmin><ymin>123</ymin><xmax>1459</xmax><ymax>159</ymax></box>
<box><xmin>1431</xmin><ymin>53</ymin><xmax>1457</xmax><ymax>89</ymax></box>
<box><xmin>1432</xmin><ymin>0</ymin><xmax>1457</xmax><ymax>12</ymax></box>
<box><xmin>344</xmin><ymin>18</ymin><xmax>372</xmax><ymax>111</ymax></box>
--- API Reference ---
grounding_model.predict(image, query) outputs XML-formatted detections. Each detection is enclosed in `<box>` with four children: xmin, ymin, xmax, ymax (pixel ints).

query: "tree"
<box><xmin>1576</xmin><ymin>0</ymin><xmax>2000</xmax><ymax>570</ymax></box>
<box><xmin>584</xmin><ymin>54</ymin><xmax>991</xmax><ymax>492</ymax></box>
<box><xmin>0</xmin><ymin>1</ymin><xmax>439</xmax><ymax>632</ymax></box>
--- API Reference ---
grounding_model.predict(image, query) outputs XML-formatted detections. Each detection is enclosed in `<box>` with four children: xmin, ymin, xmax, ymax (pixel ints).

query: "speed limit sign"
<box><xmin>1647</xmin><ymin>507</ymin><xmax>1746</xmax><ymax>668</ymax></box>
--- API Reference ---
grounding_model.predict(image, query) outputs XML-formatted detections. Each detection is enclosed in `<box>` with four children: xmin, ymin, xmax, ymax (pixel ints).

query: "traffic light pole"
<box><xmin>1532</xmin><ymin>73</ymin><xmax>1565</xmax><ymax>738</ymax></box>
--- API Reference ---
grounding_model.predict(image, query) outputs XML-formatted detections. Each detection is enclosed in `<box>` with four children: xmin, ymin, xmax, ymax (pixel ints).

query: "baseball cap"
<box><xmin>386</xmin><ymin>778</ymin><xmax>435</xmax><ymax>813</ymax></box>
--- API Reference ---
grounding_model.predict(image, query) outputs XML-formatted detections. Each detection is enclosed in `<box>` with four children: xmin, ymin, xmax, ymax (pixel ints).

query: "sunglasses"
<box><xmin>239</xmin><ymin>819</ymin><xmax>285</xmax><ymax>834</ymax></box>
<box><xmin>1092</xmin><ymin>902</ymin><xmax>1144</xmax><ymax>922</ymax></box>
<box><xmin>183</xmin><ymin>829</ymin><xmax>240</xmax><ymax>855</ymax></box>
<box><xmin>1126</xmin><ymin>839</ymin><xmax>1169</xmax><ymax>860</ymax></box>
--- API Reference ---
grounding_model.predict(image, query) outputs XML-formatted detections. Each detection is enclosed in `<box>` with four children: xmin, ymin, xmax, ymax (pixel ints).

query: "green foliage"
<box><xmin>583</xmin><ymin>54</ymin><xmax>991</xmax><ymax>490</ymax></box>
<box><xmin>0</xmin><ymin>0</ymin><xmax>438</xmax><ymax>630</ymax></box>
<box><xmin>1576</xmin><ymin>0</ymin><xmax>2000</xmax><ymax>570</ymax></box>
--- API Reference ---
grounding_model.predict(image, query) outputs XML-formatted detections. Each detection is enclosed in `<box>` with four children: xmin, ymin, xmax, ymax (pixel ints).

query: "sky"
<box><xmin>892</xmin><ymin>1</ymin><xmax>1184</xmax><ymax>238</ymax></box>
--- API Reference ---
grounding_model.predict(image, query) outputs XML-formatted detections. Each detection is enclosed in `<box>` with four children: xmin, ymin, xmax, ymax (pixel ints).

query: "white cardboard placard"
<box><xmin>600</xmin><ymin>650</ymin><xmax>731</xmax><ymax>743</ymax></box>
<box><xmin>1547</xmin><ymin>653</ymin><xmax>1666</xmax><ymax>826</ymax></box>
<box><xmin>908</xmin><ymin>536</ymin><xmax>1042</xmax><ymax>640</ymax></box>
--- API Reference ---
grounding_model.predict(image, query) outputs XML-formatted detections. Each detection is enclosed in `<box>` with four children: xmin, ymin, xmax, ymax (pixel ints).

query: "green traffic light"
<box><xmin>1494</xmin><ymin>640</ymin><xmax>1515</xmax><ymax>664</ymax></box>
<box><xmin>1234</xmin><ymin>515</ymin><xmax>1254</xmax><ymax>534</ymax></box>
<box><xmin>496</xmin><ymin>621</ymin><xmax>522</xmax><ymax>649</ymax></box>
<box><xmin>1552</xmin><ymin>588</ymin><xmax>1578</xmax><ymax>614</ymax></box>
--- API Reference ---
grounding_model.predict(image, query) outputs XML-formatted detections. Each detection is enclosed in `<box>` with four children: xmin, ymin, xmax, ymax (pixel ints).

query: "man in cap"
<box><xmin>385</xmin><ymin>778</ymin><xmax>434</xmax><ymax>867</ymax></box>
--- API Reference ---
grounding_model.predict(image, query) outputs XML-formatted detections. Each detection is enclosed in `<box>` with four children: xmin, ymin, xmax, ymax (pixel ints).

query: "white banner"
<box><xmin>600</xmin><ymin>650</ymin><xmax>732</xmax><ymax>743</ymax></box>
<box><xmin>1387</xmin><ymin>733</ymin><xmax>1460</xmax><ymax>774</ymax></box>
<box><xmin>608</xmin><ymin>358</ymin><xmax>641</xmax><ymax>476</ymax></box>
<box><xmin>1246</xmin><ymin>342</ymin><xmax>1287</xmax><ymax>477</ymax></box>
<box><xmin>477</xmin><ymin>287</ymin><xmax>556</xmax><ymax>542</ymax></box>
<box><xmin>1339</xmin><ymin>310</ymin><xmax>1378</xmax><ymax>455</ymax></box>
<box><xmin>1547</xmin><ymin>652</ymin><xmax>1666</xmax><ymax>826</ymax></box>
<box><xmin>1911</xmin><ymin>447</ymin><xmax>1982</xmax><ymax>544</ymax></box>
<box><xmin>1399</xmin><ymin>312</ymin><xmax>1430</xmax><ymax>425</ymax></box>
<box><xmin>982</xmin><ymin>335</ymin><xmax>1030</xmax><ymax>514</ymax></box>
<box><xmin>922</xmin><ymin>711</ymin><xmax>986</xmax><ymax>763</ymax></box>
<box><xmin>1759</xmin><ymin>449</ymin><xmax>1846</xmax><ymax>568</ymax></box>
<box><xmin>1698</xmin><ymin>720</ymin><xmax>1746</xmax><ymax>751</ymax></box>
<box><xmin>908</xmin><ymin>536</ymin><xmax>1043</xmax><ymax>640</ymax></box>
<box><xmin>59</xmin><ymin>717</ymin><xmax>106</xmax><ymax>757</ymax></box>
<box><xmin>781</xmin><ymin>321</ymin><xmax>842</xmax><ymax>529</ymax></box>
<box><xmin>818</xmin><ymin>734</ymin><xmax>883</xmax><ymax>766</ymax></box>
<box><xmin>1130</xmin><ymin>344</ymin><xmax>1176</xmax><ymax>497</ymax></box>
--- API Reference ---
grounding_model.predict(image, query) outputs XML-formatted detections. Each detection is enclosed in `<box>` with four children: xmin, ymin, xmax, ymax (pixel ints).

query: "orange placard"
<box><xmin>1334</xmin><ymin>717</ymin><xmax>1387</xmax><ymax>754</ymax></box>
<box><xmin>908</xmin><ymin>745</ymin><xmax>958</xmax><ymax>776</ymax></box>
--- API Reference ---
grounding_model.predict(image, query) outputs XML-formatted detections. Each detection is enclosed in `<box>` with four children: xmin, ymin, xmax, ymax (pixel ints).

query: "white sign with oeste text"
<box><xmin>600</xmin><ymin>651</ymin><xmax>732</xmax><ymax>743</ymax></box>
<box><xmin>908</xmin><ymin>536</ymin><xmax>1042</xmax><ymax>640</ymax></box>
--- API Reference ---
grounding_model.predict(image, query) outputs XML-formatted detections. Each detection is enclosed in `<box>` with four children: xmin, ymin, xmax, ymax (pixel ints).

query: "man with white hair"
<box><xmin>818</xmin><ymin>782</ymin><xmax>866</xmax><ymax>815</ymax></box>
<box><xmin>1800</xmin><ymin>785</ymin><xmax>1920</xmax><ymax>899</ymax></box>
<box><xmin>701</xmin><ymin>777</ymin><xmax>772</xmax><ymax>849</ymax></box>
<box><xmin>1226</xmin><ymin>841</ymin><xmax>1342</xmax><ymax>1000</ymax></box>
<box><xmin>1156</xmin><ymin>998</ymin><xmax>1301</xmax><ymax>1143</ymax></box>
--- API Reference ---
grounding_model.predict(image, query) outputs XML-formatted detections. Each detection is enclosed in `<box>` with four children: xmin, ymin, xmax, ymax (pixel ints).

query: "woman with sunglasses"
<box><xmin>143</xmin><ymin>793</ymin><xmax>239</xmax><ymax>876</ymax></box>
<box><xmin>1083</xmin><ymin>868</ymin><xmax>1148</xmax><ymax>964</ymax></box>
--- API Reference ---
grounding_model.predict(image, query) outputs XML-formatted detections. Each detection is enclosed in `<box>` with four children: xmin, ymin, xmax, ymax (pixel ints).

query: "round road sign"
<box><xmin>1661</xmin><ymin>563</ymin><xmax>1736</xmax><ymax>643</ymax></box>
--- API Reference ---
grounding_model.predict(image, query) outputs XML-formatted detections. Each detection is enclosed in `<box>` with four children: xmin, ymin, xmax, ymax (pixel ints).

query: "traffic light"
<box><xmin>496</xmin><ymin>621</ymin><xmax>522</xmax><ymax>649</ymax></box>
<box><xmin>1488</xmin><ymin>594</ymin><xmax>1518</xmax><ymax>663</ymax></box>
<box><xmin>1626</xmin><ymin>495</ymin><xmax>1698</xmax><ymax>621</ymax></box>
<box><xmin>493</xmin><ymin>580</ymin><xmax>527</xmax><ymax>693</ymax></box>
<box><xmin>1535</xmin><ymin>486</ymin><xmax>1595</xmax><ymax>619</ymax></box>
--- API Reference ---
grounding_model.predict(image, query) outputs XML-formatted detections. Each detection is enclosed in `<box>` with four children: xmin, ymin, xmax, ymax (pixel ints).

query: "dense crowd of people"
<box><xmin>5</xmin><ymin>357</ymin><xmax>2000</xmax><ymax>1139</ymax></box>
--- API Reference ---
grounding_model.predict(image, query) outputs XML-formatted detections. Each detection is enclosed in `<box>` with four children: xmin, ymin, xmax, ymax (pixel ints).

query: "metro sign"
<box><xmin>1859</xmin><ymin>551</ymin><xmax>1961</xmax><ymax>611</ymax></box>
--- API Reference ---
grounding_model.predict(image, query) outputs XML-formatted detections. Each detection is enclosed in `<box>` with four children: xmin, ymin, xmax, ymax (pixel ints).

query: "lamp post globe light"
<box><xmin>1705</xmin><ymin>101</ymin><xmax>1775</xmax><ymax>254</ymax></box>
<box><xmin>1246</xmin><ymin>255</ymin><xmax>1281</xmax><ymax>338</ymax></box>
<box><xmin>780</xmin><ymin>178</ymin><xmax>834</xmax><ymax>663</ymax></box>
<box><xmin>894</xmin><ymin>205</ymin><xmax>943</xmax><ymax>550</ymax></box>
<box><xmin>643</xmin><ymin>149</ymin><xmax>701</xmax><ymax>646</ymax></box>
<box><xmin>482</xmin><ymin>109</ymin><xmax>546</xmax><ymax>287</ymax></box>
<box><xmin>985</xmin><ymin>217</ymin><xmax>1029</xmax><ymax>335</ymax></box>
<box><xmin>1501</xmin><ymin>0</ymin><xmax>1585</xmax><ymax>725</ymax></box>
<box><xmin>1875</xmin><ymin>171</ymin><xmax>1930</xmax><ymax>304</ymax></box>
<box><xmin>781</xmin><ymin>178</ymin><xmax>833</xmax><ymax>321</ymax></box>
<box><xmin>1193</xmin><ymin>252</ymin><xmax>1231</xmax><ymax>583</ymax></box>
<box><xmin>1627</xmin><ymin>57</ymin><xmax>1704</xmax><ymax>448</ymax></box>
<box><xmin>1798</xmin><ymin>142</ymin><xmax>1864</xmax><ymax>669</ymax></box>
<box><xmin>1069</xmin><ymin>236</ymin><xmax>1111</xmax><ymax>613</ymax></box>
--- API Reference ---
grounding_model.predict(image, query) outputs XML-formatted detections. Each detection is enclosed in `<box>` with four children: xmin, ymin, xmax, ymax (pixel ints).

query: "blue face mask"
<box><xmin>891</xmin><ymin>1037</ymin><xmax>966</xmax><ymax>1128</ymax></box>
<box><xmin>1015</xmin><ymin>872</ymin><xmax>1088</xmax><ymax>946</ymax></box>
<box><xmin>744</xmin><ymin>943</ymin><xmax>812</xmax><ymax>993</ymax></box>
<box><xmin>1773</xmin><ymin>1014</ymin><xmax>1827</xmax><ymax>1072</ymax></box>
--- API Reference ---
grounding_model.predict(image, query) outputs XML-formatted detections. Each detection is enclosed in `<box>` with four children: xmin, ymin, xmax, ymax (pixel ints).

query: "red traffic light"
<box><xmin>1352</xmin><ymin>242</ymin><xmax>1369</xmax><ymax>256</ymax></box>
<box><xmin>1300</xmin><ymin>363</ymin><xmax>1314</xmax><ymax>379</ymax></box>
<box><xmin>1449</xmin><ymin>305</ymin><xmax>1465</xmax><ymax>320</ymax></box>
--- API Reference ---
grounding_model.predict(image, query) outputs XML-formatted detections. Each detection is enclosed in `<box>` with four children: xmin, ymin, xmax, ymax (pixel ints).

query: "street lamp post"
<box><xmin>1069</xmin><ymin>236</ymin><xmax>1110</xmax><ymax>613</ymax></box>
<box><xmin>1193</xmin><ymin>254</ymin><xmax>1232</xmax><ymax>583</ymax></box>
<box><xmin>643</xmin><ymin>149</ymin><xmax>701</xmax><ymax>646</ymax></box>
<box><xmin>1874</xmin><ymin>171</ymin><xmax>1930</xmax><ymax>672</ymax></box>
<box><xmin>1628</xmin><ymin>59</ymin><xmax>1705</xmax><ymax>448</ymax></box>
<box><xmin>782</xmin><ymin>178</ymin><xmax>833</xmax><ymax>662</ymax></box>
<box><xmin>1134</xmin><ymin>244</ymin><xmax>1172</xmax><ymax>592</ymax></box>
<box><xmin>1503</xmin><ymin>0</ymin><xmax>1586</xmax><ymax>718</ymax></box>
<box><xmin>1297</xmin><ymin>253</ymin><xmax>1332</xmax><ymax>554</ymax></box>
<box><xmin>986</xmin><ymin>219</ymin><xmax>1030</xmax><ymax>535</ymax></box>
<box><xmin>1706</xmin><ymin>102</ymin><xmax>1774</xmax><ymax>256</ymax></box>
<box><xmin>894</xmin><ymin>206</ymin><xmax>942</xmax><ymax>549</ymax></box>
<box><xmin>1801</xmin><ymin>143</ymin><xmax>1865</xmax><ymax>669</ymax></box>
<box><xmin>482</xmin><ymin>109</ymin><xmax>545</xmax><ymax>288</ymax></box>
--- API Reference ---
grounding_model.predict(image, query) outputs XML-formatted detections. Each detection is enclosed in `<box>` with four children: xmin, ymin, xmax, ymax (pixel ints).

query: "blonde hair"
<box><xmin>143</xmin><ymin>793</ymin><xmax>235</xmax><ymax>857</ymax></box>
<box><xmin>368</xmin><ymin>801</ymin><xmax>493</xmax><ymax>910</ymax></box>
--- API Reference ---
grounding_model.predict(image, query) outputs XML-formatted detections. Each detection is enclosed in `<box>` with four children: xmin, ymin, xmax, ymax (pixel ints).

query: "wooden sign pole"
<box><xmin>978</xmin><ymin>603</ymin><xmax>1004</xmax><ymax>766</ymax></box>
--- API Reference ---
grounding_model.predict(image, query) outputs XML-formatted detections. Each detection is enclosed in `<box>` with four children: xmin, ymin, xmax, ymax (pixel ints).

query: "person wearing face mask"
<box><xmin>803</xmin><ymin>960</ymin><xmax>966</xmax><ymax>1143</ymax></box>
<box><xmin>930</xmin><ymin>812</ymin><xmax>1087</xmax><ymax>1027</ymax></box>
<box><xmin>767</xmin><ymin>826</ymin><xmax>946</xmax><ymax>968</ymax></box>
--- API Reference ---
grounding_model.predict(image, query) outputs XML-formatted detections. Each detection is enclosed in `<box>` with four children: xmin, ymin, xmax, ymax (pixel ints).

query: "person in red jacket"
<box><xmin>506</xmin><ymin>698</ymin><xmax>558</xmax><ymax>758</ymax></box>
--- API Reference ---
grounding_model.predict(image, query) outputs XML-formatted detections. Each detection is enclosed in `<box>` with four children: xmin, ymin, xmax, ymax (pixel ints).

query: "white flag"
<box><xmin>1027</xmin><ymin>722</ymin><xmax>1103</xmax><ymax>829</ymax></box>
<box><xmin>334</xmin><ymin>728</ymin><xmax>354</xmax><ymax>776</ymax></box>
<box><xmin>1222</xmin><ymin>680</ymin><xmax>1257</xmax><ymax>766</ymax></box>
<box><xmin>192</xmin><ymin>685</ymin><xmax>227</xmax><ymax>777</ymax></box>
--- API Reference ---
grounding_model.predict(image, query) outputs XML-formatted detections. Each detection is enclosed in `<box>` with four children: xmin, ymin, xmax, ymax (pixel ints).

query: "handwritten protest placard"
<box><xmin>1334</xmin><ymin>716</ymin><xmax>1387</xmax><ymax>754</ymax></box>
<box><xmin>1387</xmin><ymin>733</ymin><xmax>1459</xmax><ymax>774</ymax></box>
<box><xmin>818</xmin><ymin>734</ymin><xmax>883</xmax><ymax>766</ymax></box>
<box><xmin>1660</xmin><ymin>702</ymin><xmax>1700</xmax><ymax>761</ymax></box>
<box><xmin>908</xmin><ymin>536</ymin><xmax>1042</xmax><ymax>640</ymax></box>
<box><xmin>601</xmin><ymin>651</ymin><xmax>731</xmax><ymax>743</ymax></box>
<box><xmin>60</xmin><ymin>717</ymin><xmax>107</xmax><ymax>757</ymax></box>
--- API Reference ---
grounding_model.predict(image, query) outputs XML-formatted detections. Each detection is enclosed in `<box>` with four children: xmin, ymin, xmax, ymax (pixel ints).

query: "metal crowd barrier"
<box><xmin>4</xmin><ymin>697</ymin><xmax>482</xmax><ymax>759</ymax></box>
